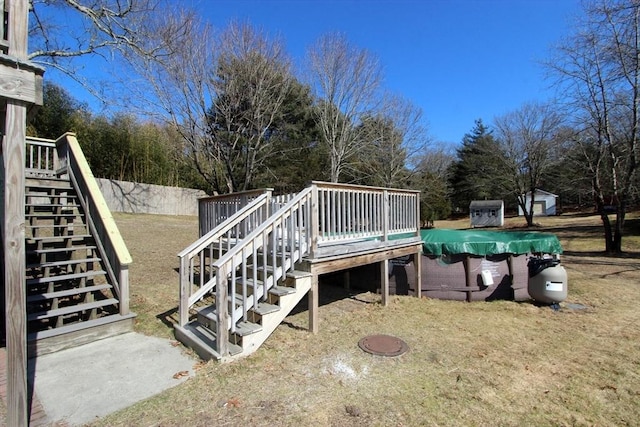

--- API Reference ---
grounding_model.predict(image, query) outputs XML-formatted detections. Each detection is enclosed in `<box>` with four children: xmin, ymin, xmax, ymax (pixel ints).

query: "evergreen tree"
<box><xmin>28</xmin><ymin>82</ymin><xmax>87</xmax><ymax>139</ymax></box>
<box><xmin>448</xmin><ymin>119</ymin><xmax>506</xmax><ymax>212</ymax></box>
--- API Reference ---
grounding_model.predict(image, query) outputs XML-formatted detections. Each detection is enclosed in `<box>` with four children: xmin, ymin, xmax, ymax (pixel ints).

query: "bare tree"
<box><xmin>28</xmin><ymin>0</ymin><xmax>174</xmax><ymax>100</ymax></box>
<box><xmin>306</xmin><ymin>32</ymin><xmax>382</xmax><ymax>182</ymax></box>
<box><xmin>493</xmin><ymin>101</ymin><xmax>563</xmax><ymax>227</ymax></box>
<box><xmin>549</xmin><ymin>0</ymin><xmax>640</xmax><ymax>253</ymax></box>
<box><xmin>210</xmin><ymin>22</ymin><xmax>292</xmax><ymax>192</ymax></box>
<box><xmin>356</xmin><ymin>94</ymin><xmax>427</xmax><ymax>187</ymax></box>
<box><xmin>413</xmin><ymin>146</ymin><xmax>455</xmax><ymax>223</ymax></box>
<box><xmin>121</xmin><ymin>10</ymin><xmax>221</xmax><ymax>187</ymax></box>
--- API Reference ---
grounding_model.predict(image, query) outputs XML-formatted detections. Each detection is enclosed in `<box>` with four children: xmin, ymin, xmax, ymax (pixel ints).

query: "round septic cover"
<box><xmin>358</xmin><ymin>334</ymin><xmax>409</xmax><ymax>357</ymax></box>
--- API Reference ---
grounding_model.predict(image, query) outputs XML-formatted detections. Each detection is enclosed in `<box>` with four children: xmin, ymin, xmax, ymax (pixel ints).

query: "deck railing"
<box><xmin>198</xmin><ymin>189</ymin><xmax>298</xmax><ymax>236</ymax></box>
<box><xmin>25</xmin><ymin>136</ymin><xmax>58</xmax><ymax>177</ymax></box>
<box><xmin>311</xmin><ymin>181</ymin><xmax>420</xmax><ymax>252</ymax></box>
<box><xmin>198</xmin><ymin>189</ymin><xmax>273</xmax><ymax>236</ymax></box>
<box><xmin>25</xmin><ymin>133</ymin><xmax>132</xmax><ymax>316</ymax></box>
<box><xmin>197</xmin><ymin>181</ymin><xmax>420</xmax><ymax>255</ymax></box>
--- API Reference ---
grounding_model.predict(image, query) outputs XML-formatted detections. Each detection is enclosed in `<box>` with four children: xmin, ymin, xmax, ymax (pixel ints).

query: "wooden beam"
<box><xmin>342</xmin><ymin>270</ymin><xmax>350</xmax><ymax>291</ymax></box>
<box><xmin>305</xmin><ymin>244</ymin><xmax>421</xmax><ymax>275</ymax></box>
<box><xmin>0</xmin><ymin>55</ymin><xmax>44</xmax><ymax>105</ymax></box>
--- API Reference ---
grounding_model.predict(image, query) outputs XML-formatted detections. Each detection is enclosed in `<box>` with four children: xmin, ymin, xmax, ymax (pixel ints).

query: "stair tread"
<box><xmin>27</xmin><ymin>270</ymin><xmax>106</xmax><ymax>285</ymax></box>
<box><xmin>26</xmin><ymin>183</ymin><xmax>73</xmax><ymax>190</ymax></box>
<box><xmin>174</xmin><ymin>322</ymin><xmax>243</xmax><ymax>359</ymax></box>
<box><xmin>27</xmin><ymin>312</ymin><xmax>136</xmax><ymax>342</ymax></box>
<box><xmin>245</xmin><ymin>264</ymin><xmax>311</xmax><ymax>280</ymax></box>
<box><xmin>25</xmin><ymin>206</ymin><xmax>81</xmax><ymax>212</ymax></box>
<box><xmin>253</xmin><ymin>302</ymin><xmax>280</xmax><ymax>315</ymax></box>
<box><xmin>27</xmin><ymin>283</ymin><xmax>112</xmax><ymax>302</ymax></box>
<box><xmin>27</xmin><ymin>234</ymin><xmax>91</xmax><ymax>243</ymax></box>
<box><xmin>269</xmin><ymin>285</ymin><xmax>296</xmax><ymax>296</ymax></box>
<box><xmin>26</xmin><ymin>223</ymin><xmax>83</xmax><ymax>228</ymax></box>
<box><xmin>27</xmin><ymin>298</ymin><xmax>119</xmax><ymax>321</ymax></box>
<box><xmin>27</xmin><ymin>257</ymin><xmax>101</xmax><ymax>269</ymax></box>
<box><xmin>25</xmin><ymin>212</ymin><xmax>82</xmax><ymax>218</ymax></box>
<box><xmin>26</xmin><ymin>191</ymin><xmax>77</xmax><ymax>196</ymax></box>
<box><xmin>234</xmin><ymin>321</ymin><xmax>263</xmax><ymax>336</ymax></box>
<box><xmin>26</xmin><ymin>202</ymin><xmax>79</xmax><ymax>207</ymax></box>
<box><xmin>28</xmin><ymin>245</ymin><xmax>97</xmax><ymax>255</ymax></box>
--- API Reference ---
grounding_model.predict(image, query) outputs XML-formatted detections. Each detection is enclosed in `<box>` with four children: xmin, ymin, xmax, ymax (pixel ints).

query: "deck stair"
<box><xmin>175</xmin><ymin>189</ymin><xmax>313</xmax><ymax>361</ymax></box>
<box><xmin>19</xmin><ymin>135</ymin><xmax>135</xmax><ymax>356</ymax></box>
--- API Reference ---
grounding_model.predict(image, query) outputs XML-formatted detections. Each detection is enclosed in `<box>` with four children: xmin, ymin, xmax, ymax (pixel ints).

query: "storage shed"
<box><xmin>469</xmin><ymin>200</ymin><xmax>504</xmax><ymax>227</ymax></box>
<box><xmin>519</xmin><ymin>189</ymin><xmax>558</xmax><ymax>216</ymax></box>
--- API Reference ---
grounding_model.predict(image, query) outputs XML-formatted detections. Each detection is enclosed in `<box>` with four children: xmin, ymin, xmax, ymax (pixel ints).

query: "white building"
<box><xmin>469</xmin><ymin>200</ymin><xmax>504</xmax><ymax>227</ymax></box>
<box><xmin>518</xmin><ymin>189</ymin><xmax>558</xmax><ymax>216</ymax></box>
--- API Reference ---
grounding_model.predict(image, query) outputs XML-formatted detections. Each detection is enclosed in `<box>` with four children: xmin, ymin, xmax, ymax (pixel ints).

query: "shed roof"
<box><xmin>469</xmin><ymin>200</ymin><xmax>504</xmax><ymax>208</ymax></box>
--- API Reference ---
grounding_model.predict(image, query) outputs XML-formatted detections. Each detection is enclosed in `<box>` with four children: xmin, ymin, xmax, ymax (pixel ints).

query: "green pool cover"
<box><xmin>421</xmin><ymin>228</ymin><xmax>563</xmax><ymax>256</ymax></box>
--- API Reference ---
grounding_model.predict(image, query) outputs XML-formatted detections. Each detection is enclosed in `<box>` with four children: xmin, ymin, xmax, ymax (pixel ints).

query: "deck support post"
<box><xmin>308</xmin><ymin>273</ymin><xmax>318</xmax><ymax>334</ymax></box>
<box><xmin>380</xmin><ymin>259</ymin><xmax>389</xmax><ymax>306</ymax></box>
<box><xmin>343</xmin><ymin>270</ymin><xmax>350</xmax><ymax>291</ymax></box>
<box><xmin>414</xmin><ymin>251</ymin><xmax>422</xmax><ymax>298</ymax></box>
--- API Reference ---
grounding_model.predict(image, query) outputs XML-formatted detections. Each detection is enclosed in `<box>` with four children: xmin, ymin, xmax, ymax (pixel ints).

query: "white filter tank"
<box><xmin>527</xmin><ymin>257</ymin><xmax>568</xmax><ymax>304</ymax></box>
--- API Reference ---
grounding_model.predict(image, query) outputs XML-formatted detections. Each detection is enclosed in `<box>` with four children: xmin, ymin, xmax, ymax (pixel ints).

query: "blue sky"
<box><xmin>45</xmin><ymin>0</ymin><xmax>582</xmax><ymax>145</ymax></box>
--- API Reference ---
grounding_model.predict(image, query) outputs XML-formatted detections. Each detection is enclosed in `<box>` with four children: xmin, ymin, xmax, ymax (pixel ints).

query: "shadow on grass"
<box><xmin>156</xmin><ymin>306</ymin><xmax>179</xmax><ymax>329</ymax></box>
<box><xmin>563</xmin><ymin>250</ymin><xmax>640</xmax><ymax>259</ymax></box>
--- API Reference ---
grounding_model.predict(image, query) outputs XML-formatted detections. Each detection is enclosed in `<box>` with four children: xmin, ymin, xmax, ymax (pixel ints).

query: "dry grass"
<box><xmin>81</xmin><ymin>212</ymin><xmax>640</xmax><ymax>425</ymax></box>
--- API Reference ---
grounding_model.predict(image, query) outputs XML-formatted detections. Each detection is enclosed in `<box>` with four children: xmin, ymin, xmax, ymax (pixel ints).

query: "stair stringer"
<box><xmin>225</xmin><ymin>271</ymin><xmax>312</xmax><ymax>361</ymax></box>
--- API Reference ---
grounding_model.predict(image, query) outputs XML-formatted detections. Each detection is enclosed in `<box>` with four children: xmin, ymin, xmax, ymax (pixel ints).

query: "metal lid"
<box><xmin>358</xmin><ymin>334</ymin><xmax>409</xmax><ymax>357</ymax></box>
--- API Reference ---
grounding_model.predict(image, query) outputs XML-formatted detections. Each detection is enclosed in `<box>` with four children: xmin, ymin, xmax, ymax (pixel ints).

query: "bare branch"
<box><xmin>306</xmin><ymin>32</ymin><xmax>382</xmax><ymax>182</ymax></box>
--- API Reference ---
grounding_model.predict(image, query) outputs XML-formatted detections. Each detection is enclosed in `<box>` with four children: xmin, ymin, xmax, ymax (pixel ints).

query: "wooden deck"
<box><xmin>177</xmin><ymin>181</ymin><xmax>423</xmax><ymax>360</ymax></box>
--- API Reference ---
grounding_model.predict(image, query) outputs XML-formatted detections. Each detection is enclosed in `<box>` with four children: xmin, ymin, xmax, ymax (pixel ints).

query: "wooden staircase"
<box><xmin>175</xmin><ymin>269</ymin><xmax>311</xmax><ymax>360</ymax></box>
<box><xmin>19</xmin><ymin>135</ymin><xmax>135</xmax><ymax>356</ymax></box>
<box><xmin>175</xmin><ymin>189</ymin><xmax>313</xmax><ymax>361</ymax></box>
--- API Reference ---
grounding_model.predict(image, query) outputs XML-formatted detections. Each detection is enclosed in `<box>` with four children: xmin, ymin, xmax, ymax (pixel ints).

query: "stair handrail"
<box><xmin>178</xmin><ymin>192</ymin><xmax>271</xmax><ymax>325</ymax></box>
<box><xmin>207</xmin><ymin>186</ymin><xmax>313</xmax><ymax>356</ymax></box>
<box><xmin>54</xmin><ymin>132</ymin><xmax>133</xmax><ymax>316</ymax></box>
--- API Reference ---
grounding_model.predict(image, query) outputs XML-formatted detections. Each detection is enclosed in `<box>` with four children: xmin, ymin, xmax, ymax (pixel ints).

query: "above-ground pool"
<box><xmin>349</xmin><ymin>228</ymin><xmax>563</xmax><ymax>302</ymax></box>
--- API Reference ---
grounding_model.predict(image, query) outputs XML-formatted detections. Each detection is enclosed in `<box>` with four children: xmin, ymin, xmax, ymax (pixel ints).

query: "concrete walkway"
<box><xmin>28</xmin><ymin>332</ymin><xmax>197</xmax><ymax>426</ymax></box>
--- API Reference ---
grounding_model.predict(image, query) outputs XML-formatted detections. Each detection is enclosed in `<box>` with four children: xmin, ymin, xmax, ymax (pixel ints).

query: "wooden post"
<box><xmin>380</xmin><ymin>259</ymin><xmax>389</xmax><ymax>306</ymax></box>
<box><xmin>309</xmin><ymin>184</ymin><xmax>318</xmax><ymax>258</ymax></box>
<box><xmin>308</xmin><ymin>273</ymin><xmax>318</xmax><ymax>334</ymax></box>
<box><xmin>215</xmin><ymin>265</ymin><xmax>229</xmax><ymax>356</ymax></box>
<box><xmin>1</xmin><ymin>2</ymin><xmax>44</xmax><ymax>425</ymax></box>
<box><xmin>414</xmin><ymin>250</ymin><xmax>422</xmax><ymax>299</ymax></box>
<box><xmin>3</xmin><ymin>99</ymin><xmax>28</xmax><ymax>426</ymax></box>
<box><xmin>342</xmin><ymin>270</ymin><xmax>350</xmax><ymax>291</ymax></box>
<box><xmin>382</xmin><ymin>190</ymin><xmax>389</xmax><ymax>242</ymax></box>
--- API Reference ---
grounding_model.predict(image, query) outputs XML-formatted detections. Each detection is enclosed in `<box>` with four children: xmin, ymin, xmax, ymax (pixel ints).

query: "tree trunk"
<box><xmin>612</xmin><ymin>204</ymin><xmax>626</xmax><ymax>253</ymax></box>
